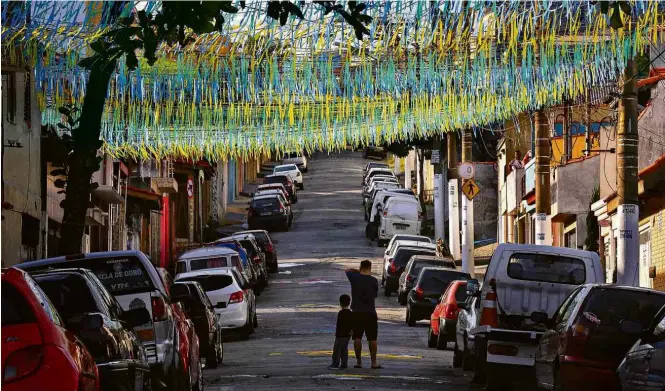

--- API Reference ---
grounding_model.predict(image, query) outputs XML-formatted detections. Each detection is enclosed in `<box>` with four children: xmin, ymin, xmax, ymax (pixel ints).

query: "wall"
<box><xmin>649</xmin><ymin>208</ymin><xmax>665</xmax><ymax>290</ymax></box>
<box><xmin>473</xmin><ymin>162</ymin><xmax>498</xmax><ymax>243</ymax></box>
<box><xmin>1</xmin><ymin>69</ymin><xmax>42</xmax><ymax>266</ymax></box>
<box><xmin>551</xmin><ymin>155</ymin><xmax>600</xmax><ymax>217</ymax></box>
<box><xmin>638</xmin><ymin>81</ymin><xmax>665</xmax><ymax>170</ymax></box>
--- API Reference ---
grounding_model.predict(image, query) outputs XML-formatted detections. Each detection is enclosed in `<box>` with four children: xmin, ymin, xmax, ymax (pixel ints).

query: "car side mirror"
<box><xmin>80</xmin><ymin>313</ymin><xmax>104</xmax><ymax>331</ymax></box>
<box><xmin>466</xmin><ymin>279</ymin><xmax>480</xmax><ymax>297</ymax></box>
<box><xmin>619</xmin><ymin>319</ymin><xmax>645</xmax><ymax>336</ymax></box>
<box><xmin>530</xmin><ymin>311</ymin><xmax>551</xmax><ymax>327</ymax></box>
<box><xmin>457</xmin><ymin>301</ymin><xmax>468</xmax><ymax>310</ymax></box>
<box><xmin>121</xmin><ymin>307</ymin><xmax>151</xmax><ymax>328</ymax></box>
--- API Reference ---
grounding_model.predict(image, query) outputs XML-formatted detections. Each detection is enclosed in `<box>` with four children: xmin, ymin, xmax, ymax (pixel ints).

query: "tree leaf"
<box><xmin>348</xmin><ymin>1</ymin><xmax>357</xmax><ymax>11</ymax></box>
<box><xmin>77</xmin><ymin>56</ymin><xmax>96</xmax><ymax>69</ymax></box>
<box><xmin>356</xmin><ymin>14</ymin><xmax>372</xmax><ymax>25</ymax></box>
<box><xmin>618</xmin><ymin>1</ymin><xmax>632</xmax><ymax>16</ymax></box>
<box><xmin>219</xmin><ymin>2</ymin><xmax>238</xmax><ymax>13</ymax></box>
<box><xmin>126</xmin><ymin>51</ymin><xmax>139</xmax><ymax>70</ymax></box>
<box><xmin>355</xmin><ymin>3</ymin><xmax>366</xmax><ymax>13</ymax></box>
<box><xmin>58</xmin><ymin>106</ymin><xmax>71</xmax><ymax>116</ymax></box>
<box><xmin>282</xmin><ymin>2</ymin><xmax>304</xmax><ymax>19</ymax></box>
<box><xmin>600</xmin><ymin>2</ymin><xmax>609</xmax><ymax>14</ymax></box>
<box><xmin>267</xmin><ymin>1</ymin><xmax>281</xmax><ymax>20</ymax></box>
<box><xmin>280</xmin><ymin>10</ymin><xmax>289</xmax><ymax>26</ymax></box>
<box><xmin>610</xmin><ymin>6</ymin><xmax>624</xmax><ymax>29</ymax></box>
<box><xmin>240</xmin><ymin>1</ymin><xmax>246</xmax><ymax>9</ymax></box>
<box><xmin>90</xmin><ymin>39</ymin><xmax>106</xmax><ymax>53</ymax></box>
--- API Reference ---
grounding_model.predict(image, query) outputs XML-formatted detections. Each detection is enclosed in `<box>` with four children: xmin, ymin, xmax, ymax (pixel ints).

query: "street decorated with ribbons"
<box><xmin>2</xmin><ymin>1</ymin><xmax>664</xmax><ymax>160</ymax></box>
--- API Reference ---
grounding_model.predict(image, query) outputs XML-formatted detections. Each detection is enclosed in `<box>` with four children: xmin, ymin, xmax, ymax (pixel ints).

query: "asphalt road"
<box><xmin>204</xmin><ymin>151</ymin><xmax>477</xmax><ymax>390</ymax></box>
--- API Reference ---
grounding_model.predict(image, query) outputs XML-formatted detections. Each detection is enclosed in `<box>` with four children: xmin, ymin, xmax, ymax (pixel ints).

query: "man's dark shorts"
<box><xmin>352</xmin><ymin>312</ymin><xmax>378</xmax><ymax>341</ymax></box>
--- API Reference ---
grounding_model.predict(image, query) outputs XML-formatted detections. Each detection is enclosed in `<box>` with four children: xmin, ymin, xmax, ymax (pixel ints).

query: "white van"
<box><xmin>466</xmin><ymin>244</ymin><xmax>604</xmax><ymax>387</ymax></box>
<box><xmin>176</xmin><ymin>247</ymin><xmax>252</xmax><ymax>283</ymax></box>
<box><xmin>376</xmin><ymin>197</ymin><xmax>422</xmax><ymax>245</ymax></box>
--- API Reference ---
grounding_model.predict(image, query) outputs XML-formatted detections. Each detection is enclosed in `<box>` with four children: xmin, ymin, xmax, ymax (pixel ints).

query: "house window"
<box><xmin>564</xmin><ymin>229</ymin><xmax>577</xmax><ymax>249</ymax></box>
<box><xmin>21</xmin><ymin>213</ymin><xmax>40</xmax><ymax>260</ymax></box>
<box><xmin>5</xmin><ymin>73</ymin><xmax>17</xmax><ymax>123</ymax></box>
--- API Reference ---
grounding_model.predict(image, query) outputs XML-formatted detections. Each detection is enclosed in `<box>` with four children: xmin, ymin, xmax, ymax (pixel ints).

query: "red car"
<box><xmin>1</xmin><ymin>267</ymin><xmax>99</xmax><ymax>391</ymax></box>
<box><xmin>428</xmin><ymin>280</ymin><xmax>468</xmax><ymax>350</ymax></box>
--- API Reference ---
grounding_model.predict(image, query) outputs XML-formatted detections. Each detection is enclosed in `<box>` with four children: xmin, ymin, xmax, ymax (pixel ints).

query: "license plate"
<box><xmin>261</xmin><ymin>212</ymin><xmax>272</xmax><ymax>216</ymax></box>
<box><xmin>394</xmin><ymin>225</ymin><xmax>407</xmax><ymax>231</ymax></box>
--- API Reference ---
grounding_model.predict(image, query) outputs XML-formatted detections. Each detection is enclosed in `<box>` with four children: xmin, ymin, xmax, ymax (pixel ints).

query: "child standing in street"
<box><xmin>329</xmin><ymin>294</ymin><xmax>353</xmax><ymax>370</ymax></box>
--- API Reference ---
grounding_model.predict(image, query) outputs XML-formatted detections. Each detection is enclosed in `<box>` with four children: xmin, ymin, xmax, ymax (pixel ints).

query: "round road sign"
<box><xmin>459</xmin><ymin>162</ymin><xmax>475</xmax><ymax>179</ymax></box>
<box><xmin>187</xmin><ymin>178</ymin><xmax>194</xmax><ymax>198</ymax></box>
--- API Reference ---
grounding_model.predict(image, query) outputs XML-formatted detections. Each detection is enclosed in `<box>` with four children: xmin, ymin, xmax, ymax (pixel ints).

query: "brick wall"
<box><xmin>651</xmin><ymin>208</ymin><xmax>665</xmax><ymax>291</ymax></box>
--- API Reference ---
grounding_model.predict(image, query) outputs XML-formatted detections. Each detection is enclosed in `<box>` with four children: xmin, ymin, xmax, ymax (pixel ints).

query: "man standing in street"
<box><xmin>345</xmin><ymin>260</ymin><xmax>382</xmax><ymax>369</ymax></box>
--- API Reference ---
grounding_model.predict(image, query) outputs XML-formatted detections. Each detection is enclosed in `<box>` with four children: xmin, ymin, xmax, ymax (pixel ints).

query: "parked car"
<box><xmin>534</xmin><ymin>284</ymin><xmax>665</xmax><ymax>391</ymax></box>
<box><xmin>362</xmin><ymin>145</ymin><xmax>387</xmax><ymax>159</ymax></box>
<box><xmin>176</xmin><ymin>246</ymin><xmax>240</xmax><ymax>274</ymax></box>
<box><xmin>466</xmin><ymin>244</ymin><xmax>605</xmax><ymax>389</ymax></box>
<box><xmin>282</xmin><ymin>151</ymin><xmax>308</xmax><ymax>172</ymax></box>
<box><xmin>251</xmin><ymin>194</ymin><xmax>293</xmax><ymax>229</ymax></box>
<box><xmin>254</xmin><ymin>188</ymin><xmax>291</xmax><ymax>205</ymax></box>
<box><xmin>236</xmin><ymin>230</ymin><xmax>278</xmax><ymax>273</ymax></box>
<box><xmin>18</xmin><ymin>251</ymin><xmax>186</xmax><ymax>390</ymax></box>
<box><xmin>171</xmin><ymin>281</ymin><xmax>224</xmax><ymax>368</ymax></box>
<box><xmin>398</xmin><ymin>255</ymin><xmax>457</xmax><ymax>305</ymax></box>
<box><xmin>375</xmin><ymin>197</ymin><xmax>423</xmax><ymax>245</ymax></box>
<box><xmin>256</xmin><ymin>183</ymin><xmax>290</xmax><ymax>199</ymax></box>
<box><xmin>29</xmin><ymin>268</ymin><xmax>152</xmax><ymax>391</ymax></box>
<box><xmin>226</xmin><ymin>233</ymin><xmax>269</xmax><ymax>289</ymax></box>
<box><xmin>364</xmin><ymin>161</ymin><xmax>389</xmax><ymax>174</ymax></box>
<box><xmin>367</xmin><ymin>191</ymin><xmax>416</xmax><ymax>222</ymax></box>
<box><xmin>406</xmin><ymin>267</ymin><xmax>470</xmax><ymax>327</ymax></box>
<box><xmin>429</xmin><ymin>280</ymin><xmax>468</xmax><ymax>350</ymax></box>
<box><xmin>263</xmin><ymin>174</ymin><xmax>297</xmax><ymax>203</ymax></box>
<box><xmin>454</xmin><ymin>295</ymin><xmax>480</xmax><ymax>371</ymax></box>
<box><xmin>175</xmin><ymin>268</ymin><xmax>257</xmax><ymax>340</ymax></box>
<box><xmin>618</xmin><ymin>304</ymin><xmax>665</xmax><ymax>391</ymax></box>
<box><xmin>385</xmin><ymin>234</ymin><xmax>433</xmax><ymax>254</ymax></box>
<box><xmin>363</xmin><ymin>180</ymin><xmax>400</xmax><ymax>206</ymax></box>
<box><xmin>381</xmin><ymin>241</ymin><xmax>438</xmax><ymax>296</ymax></box>
<box><xmin>209</xmin><ymin>239</ymin><xmax>257</xmax><ymax>282</ymax></box>
<box><xmin>2</xmin><ymin>267</ymin><xmax>100</xmax><ymax>391</ymax></box>
<box><xmin>363</xmin><ymin>168</ymin><xmax>395</xmax><ymax>187</ymax></box>
<box><xmin>273</xmin><ymin>164</ymin><xmax>304</xmax><ymax>190</ymax></box>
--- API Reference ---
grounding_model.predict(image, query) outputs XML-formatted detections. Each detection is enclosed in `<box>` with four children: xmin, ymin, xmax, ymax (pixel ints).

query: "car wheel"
<box><xmin>406</xmin><ymin>308</ymin><xmax>416</xmax><ymax>327</ymax></box>
<box><xmin>381</xmin><ymin>275</ymin><xmax>385</xmax><ymax>287</ymax></box>
<box><xmin>436</xmin><ymin>320</ymin><xmax>448</xmax><ymax>350</ymax></box>
<box><xmin>206</xmin><ymin>339</ymin><xmax>219</xmax><ymax>369</ymax></box>
<box><xmin>398</xmin><ymin>291</ymin><xmax>407</xmax><ymax>306</ymax></box>
<box><xmin>192</xmin><ymin>359</ymin><xmax>204</xmax><ymax>391</ymax></box>
<box><xmin>241</xmin><ymin>318</ymin><xmax>254</xmax><ymax>340</ymax></box>
<box><xmin>253</xmin><ymin>312</ymin><xmax>258</xmax><ymax>328</ymax></box>
<box><xmin>427</xmin><ymin>324</ymin><xmax>437</xmax><ymax>348</ymax></box>
<box><xmin>384</xmin><ymin>286</ymin><xmax>391</xmax><ymax>297</ymax></box>
<box><xmin>453</xmin><ymin>342</ymin><xmax>463</xmax><ymax>368</ymax></box>
<box><xmin>462</xmin><ymin>338</ymin><xmax>473</xmax><ymax>371</ymax></box>
<box><xmin>298</xmin><ymin>183</ymin><xmax>304</xmax><ymax>190</ymax></box>
<box><xmin>217</xmin><ymin>335</ymin><xmax>224</xmax><ymax>365</ymax></box>
<box><xmin>283</xmin><ymin>221</ymin><xmax>290</xmax><ymax>231</ymax></box>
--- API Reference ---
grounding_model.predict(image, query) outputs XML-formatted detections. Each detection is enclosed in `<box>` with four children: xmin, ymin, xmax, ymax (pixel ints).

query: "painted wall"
<box><xmin>637</xmin><ymin>81</ymin><xmax>665</xmax><ymax>170</ymax></box>
<box><xmin>1</xmin><ymin>69</ymin><xmax>42</xmax><ymax>266</ymax></box>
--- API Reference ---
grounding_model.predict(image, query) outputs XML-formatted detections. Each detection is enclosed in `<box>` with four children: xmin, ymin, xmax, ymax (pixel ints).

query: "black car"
<box><xmin>227</xmin><ymin>233</ymin><xmax>269</xmax><ymax>290</ymax></box>
<box><xmin>382</xmin><ymin>247</ymin><xmax>437</xmax><ymax>296</ymax></box>
<box><xmin>237</xmin><ymin>230</ymin><xmax>278</xmax><ymax>273</ymax></box>
<box><xmin>30</xmin><ymin>269</ymin><xmax>151</xmax><ymax>391</ymax></box>
<box><xmin>397</xmin><ymin>255</ymin><xmax>457</xmax><ymax>305</ymax></box>
<box><xmin>362</xmin><ymin>145</ymin><xmax>387</xmax><ymax>159</ymax></box>
<box><xmin>171</xmin><ymin>281</ymin><xmax>223</xmax><ymax>368</ymax></box>
<box><xmin>264</xmin><ymin>174</ymin><xmax>297</xmax><ymax>203</ymax></box>
<box><xmin>248</xmin><ymin>195</ymin><xmax>291</xmax><ymax>232</ymax></box>
<box><xmin>406</xmin><ymin>267</ymin><xmax>471</xmax><ymax>326</ymax></box>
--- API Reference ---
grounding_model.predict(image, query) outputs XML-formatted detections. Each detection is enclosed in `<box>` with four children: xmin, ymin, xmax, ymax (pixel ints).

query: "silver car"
<box><xmin>619</xmin><ymin>305</ymin><xmax>665</xmax><ymax>391</ymax></box>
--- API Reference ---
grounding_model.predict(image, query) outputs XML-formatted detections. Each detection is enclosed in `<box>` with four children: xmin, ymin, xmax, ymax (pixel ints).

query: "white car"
<box><xmin>282</xmin><ymin>152</ymin><xmax>308</xmax><ymax>172</ymax></box>
<box><xmin>273</xmin><ymin>164</ymin><xmax>304</xmax><ymax>190</ymax></box>
<box><xmin>175</xmin><ymin>268</ymin><xmax>258</xmax><ymax>339</ymax></box>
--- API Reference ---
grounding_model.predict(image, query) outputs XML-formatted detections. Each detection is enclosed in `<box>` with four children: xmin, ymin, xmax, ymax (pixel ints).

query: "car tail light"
<box><xmin>253</xmin><ymin>255</ymin><xmax>261</xmax><ymax>263</ymax></box>
<box><xmin>247</xmin><ymin>208</ymin><xmax>253</xmax><ymax>217</ymax></box>
<box><xmin>151</xmin><ymin>296</ymin><xmax>167</xmax><ymax>322</ymax></box>
<box><xmin>228</xmin><ymin>291</ymin><xmax>244</xmax><ymax>304</ymax></box>
<box><xmin>415</xmin><ymin>286</ymin><xmax>424</xmax><ymax>299</ymax></box>
<box><xmin>388</xmin><ymin>259</ymin><xmax>397</xmax><ymax>274</ymax></box>
<box><xmin>488</xmin><ymin>344</ymin><xmax>518</xmax><ymax>356</ymax></box>
<box><xmin>405</xmin><ymin>274</ymin><xmax>413</xmax><ymax>282</ymax></box>
<box><xmin>564</xmin><ymin>318</ymin><xmax>592</xmax><ymax>357</ymax></box>
<box><xmin>443</xmin><ymin>302</ymin><xmax>459</xmax><ymax>320</ymax></box>
<box><xmin>383</xmin><ymin>211</ymin><xmax>387</xmax><ymax>217</ymax></box>
<box><xmin>3</xmin><ymin>345</ymin><xmax>43</xmax><ymax>383</ymax></box>
<box><xmin>265</xmin><ymin>243</ymin><xmax>274</xmax><ymax>252</ymax></box>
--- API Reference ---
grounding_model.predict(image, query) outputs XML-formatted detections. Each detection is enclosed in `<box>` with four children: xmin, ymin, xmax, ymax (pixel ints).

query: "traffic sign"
<box><xmin>187</xmin><ymin>178</ymin><xmax>194</xmax><ymax>198</ymax></box>
<box><xmin>459</xmin><ymin>162</ymin><xmax>475</xmax><ymax>179</ymax></box>
<box><xmin>461</xmin><ymin>178</ymin><xmax>480</xmax><ymax>201</ymax></box>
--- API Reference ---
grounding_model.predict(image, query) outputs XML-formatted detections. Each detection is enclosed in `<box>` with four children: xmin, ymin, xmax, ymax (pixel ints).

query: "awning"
<box><xmin>125</xmin><ymin>186</ymin><xmax>161</xmax><ymax>214</ymax></box>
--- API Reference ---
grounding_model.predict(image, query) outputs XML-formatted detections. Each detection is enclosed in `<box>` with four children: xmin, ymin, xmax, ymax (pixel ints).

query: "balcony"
<box><xmin>551</xmin><ymin>156</ymin><xmax>599</xmax><ymax>221</ymax></box>
<box><xmin>84</xmin><ymin>206</ymin><xmax>106</xmax><ymax>226</ymax></box>
<box><xmin>151</xmin><ymin>177</ymin><xmax>178</xmax><ymax>194</ymax></box>
<box><xmin>92</xmin><ymin>185</ymin><xmax>124</xmax><ymax>204</ymax></box>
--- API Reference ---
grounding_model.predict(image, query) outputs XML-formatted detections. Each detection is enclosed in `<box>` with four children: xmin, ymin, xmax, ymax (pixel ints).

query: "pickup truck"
<box><xmin>465</xmin><ymin>244</ymin><xmax>603</xmax><ymax>389</ymax></box>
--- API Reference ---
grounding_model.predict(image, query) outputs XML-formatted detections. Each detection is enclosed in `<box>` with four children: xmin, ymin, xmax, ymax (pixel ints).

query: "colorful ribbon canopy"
<box><xmin>2</xmin><ymin>1</ymin><xmax>664</xmax><ymax>160</ymax></box>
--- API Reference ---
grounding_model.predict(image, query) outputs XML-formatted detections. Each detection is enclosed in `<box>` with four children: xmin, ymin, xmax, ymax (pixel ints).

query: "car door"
<box><xmin>535</xmin><ymin>287</ymin><xmax>585</xmax><ymax>388</ymax></box>
<box><xmin>194</xmin><ymin>283</ymin><xmax>218</xmax><ymax>341</ymax></box>
<box><xmin>622</xmin><ymin>308</ymin><xmax>665</xmax><ymax>390</ymax></box>
<box><xmin>233</xmin><ymin>270</ymin><xmax>254</xmax><ymax>316</ymax></box>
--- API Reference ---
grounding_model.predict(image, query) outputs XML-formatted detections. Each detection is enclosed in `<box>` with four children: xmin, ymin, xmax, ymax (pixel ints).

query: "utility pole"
<box><xmin>616</xmin><ymin>59</ymin><xmax>639</xmax><ymax>286</ymax></box>
<box><xmin>447</xmin><ymin>132</ymin><xmax>461</xmax><ymax>261</ymax></box>
<box><xmin>461</xmin><ymin>129</ymin><xmax>474</xmax><ymax>276</ymax></box>
<box><xmin>433</xmin><ymin>136</ymin><xmax>444</xmax><ymax>242</ymax></box>
<box><xmin>405</xmin><ymin>149</ymin><xmax>412</xmax><ymax>190</ymax></box>
<box><xmin>562</xmin><ymin>104</ymin><xmax>570</xmax><ymax>163</ymax></box>
<box><xmin>534</xmin><ymin>110</ymin><xmax>552</xmax><ymax>245</ymax></box>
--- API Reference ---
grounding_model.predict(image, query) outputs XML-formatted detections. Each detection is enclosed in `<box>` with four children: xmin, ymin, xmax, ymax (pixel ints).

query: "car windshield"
<box><xmin>394</xmin><ymin>249</ymin><xmax>436</xmax><ymax>267</ymax></box>
<box><xmin>410</xmin><ymin>260</ymin><xmax>455</xmax><ymax>276</ymax></box>
<box><xmin>238</xmin><ymin>240</ymin><xmax>257</xmax><ymax>258</ymax></box>
<box><xmin>454</xmin><ymin>284</ymin><xmax>469</xmax><ymax>302</ymax></box>
<box><xmin>418</xmin><ymin>269</ymin><xmax>470</xmax><ymax>293</ymax></box>
<box><xmin>398</xmin><ymin>236</ymin><xmax>430</xmax><ymax>243</ymax></box>
<box><xmin>275</xmin><ymin>165</ymin><xmax>296</xmax><ymax>172</ymax></box>
<box><xmin>48</xmin><ymin>256</ymin><xmax>155</xmax><ymax>295</ymax></box>
<box><xmin>2</xmin><ymin>283</ymin><xmax>36</xmax><ymax>325</ymax></box>
<box><xmin>265</xmin><ymin>176</ymin><xmax>288</xmax><ymax>185</ymax></box>
<box><xmin>189</xmin><ymin>257</ymin><xmax>230</xmax><ymax>271</ymax></box>
<box><xmin>579</xmin><ymin>288</ymin><xmax>665</xmax><ymax>361</ymax></box>
<box><xmin>507</xmin><ymin>253</ymin><xmax>586</xmax><ymax>285</ymax></box>
<box><xmin>34</xmin><ymin>273</ymin><xmax>100</xmax><ymax>319</ymax></box>
<box><xmin>387</xmin><ymin>201</ymin><xmax>418</xmax><ymax>218</ymax></box>
<box><xmin>177</xmin><ymin>275</ymin><xmax>234</xmax><ymax>292</ymax></box>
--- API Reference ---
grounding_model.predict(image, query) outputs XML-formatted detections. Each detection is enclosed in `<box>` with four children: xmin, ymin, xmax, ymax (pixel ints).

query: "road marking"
<box><xmin>279</xmin><ymin>262</ymin><xmax>305</xmax><ymax>268</ymax></box>
<box><xmin>312</xmin><ymin>374</ymin><xmax>449</xmax><ymax>382</ymax></box>
<box><xmin>296</xmin><ymin>351</ymin><xmax>422</xmax><ymax>360</ymax></box>
<box><xmin>269</xmin><ymin>352</ymin><xmax>283</xmax><ymax>356</ymax></box>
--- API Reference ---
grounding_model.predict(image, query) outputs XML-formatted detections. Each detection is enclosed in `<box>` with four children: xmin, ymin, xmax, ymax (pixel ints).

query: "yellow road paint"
<box><xmin>269</xmin><ymin>352</ymin><xmax>283</xmax><ymax>356</ymax></box>
<box><xmin>296</xmin><ymin>350</ymin><xmax>422</xmax><ymax>360</ymax></box>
